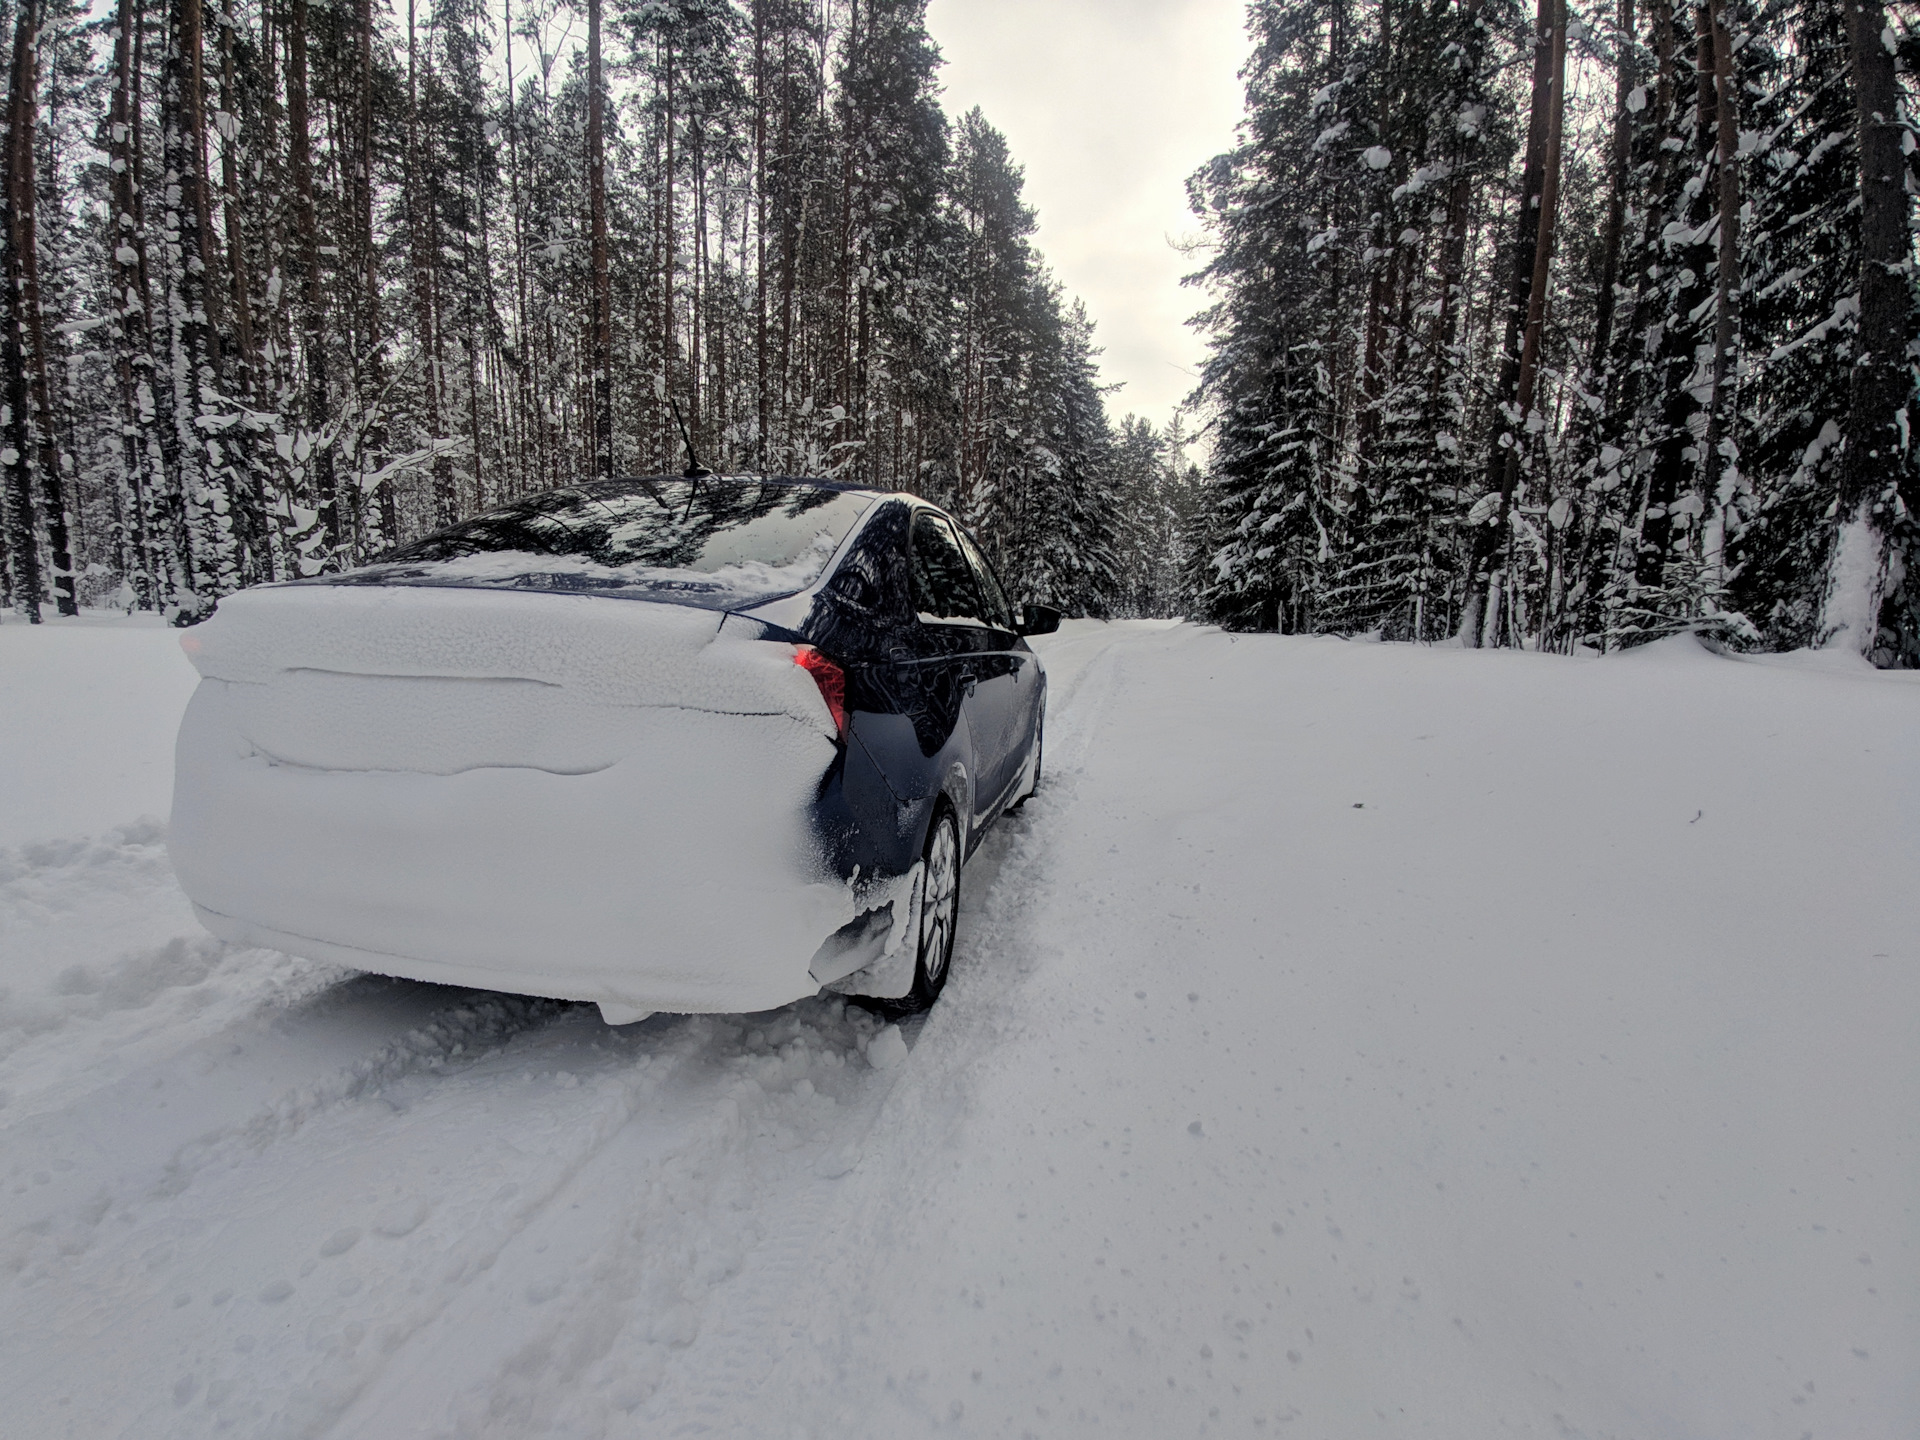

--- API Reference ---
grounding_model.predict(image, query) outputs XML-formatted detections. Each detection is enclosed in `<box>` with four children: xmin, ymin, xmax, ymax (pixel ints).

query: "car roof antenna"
<box><xmin>667</xmin><ymin>394</ymin><xmax>712</xmax><ymax>479</ymax></box>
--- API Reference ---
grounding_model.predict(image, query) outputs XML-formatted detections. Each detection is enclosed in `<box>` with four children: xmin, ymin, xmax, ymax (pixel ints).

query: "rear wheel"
<box><xmin>876</xmin><ymin>805</ymin><xmax>960</xmax><ymax>1018</ymax></box>
<box><xmin>916</xmin><ymin>807</ymin><xmax>961</xmax><ymax>998</ymax></box>
<box><xmin>860</xmin><ymin>806</ymin><xmax>967</xmax><ymax>1021</ymax></box>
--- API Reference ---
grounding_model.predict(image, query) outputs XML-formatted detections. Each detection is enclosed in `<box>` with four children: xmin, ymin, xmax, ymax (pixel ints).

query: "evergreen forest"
<box><xmin>0</xmin><ymin>0</ymin><xmax>1196</xmax><ymax>623</ymax></box>
<box><xmin>1</xmin><ymin>0</ymin><xmax>1915</xmax><ymax>666</ymax></box>
<box><xmin>1187</xmin><ymin>0</ymin><xmax>1920</xmax><ymax>662</ymax></box>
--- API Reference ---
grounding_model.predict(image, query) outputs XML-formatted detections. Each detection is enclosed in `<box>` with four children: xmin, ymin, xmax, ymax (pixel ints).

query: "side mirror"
<box><xmin>1017</xmin><ymin>603</ymin><xmax>1061</xmax><ymax>637</ymax></box>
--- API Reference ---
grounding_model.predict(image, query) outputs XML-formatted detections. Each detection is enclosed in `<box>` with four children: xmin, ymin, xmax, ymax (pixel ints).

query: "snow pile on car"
<box><xmin>167</xmin><ymin>583</ymin><xmax>865</xmax><ymax>1014</ymax></box>
<box><xmin>181</xmin><ymin>581</ymin><xmax>839</xmax><ymax>748</ymax></box>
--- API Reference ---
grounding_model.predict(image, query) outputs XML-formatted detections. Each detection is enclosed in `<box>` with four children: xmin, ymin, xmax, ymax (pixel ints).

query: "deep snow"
<box><xmin>1</xmin><ymin>615</ymin><xmax>1914</xmax><ymax>1438</ymax></box>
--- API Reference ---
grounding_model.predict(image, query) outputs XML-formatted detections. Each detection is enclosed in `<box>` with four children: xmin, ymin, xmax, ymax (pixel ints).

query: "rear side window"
<box><xmin>910</xmin><ymin>512</ymin><xmax>985</xmax><ymax>624</ymax></box>
<box><xmin>333</xmin><ymin>479</ymin><xmax>873</xmax><ymax>611</ymax></box>
<box><xmin>957</xmin><ymin>531</ymin><xmax>1014</xmax><ymax>631</ymax></box>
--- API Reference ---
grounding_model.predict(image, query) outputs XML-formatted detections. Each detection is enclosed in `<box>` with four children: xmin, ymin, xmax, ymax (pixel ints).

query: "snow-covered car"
<box><xmin>168</xmin><ymin>476</ymin><xmax>1057</xmax><ymax>1024</ymax></box>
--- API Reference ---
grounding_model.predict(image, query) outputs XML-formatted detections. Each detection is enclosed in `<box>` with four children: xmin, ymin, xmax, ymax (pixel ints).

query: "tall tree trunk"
<box><xmin>1701</xmin><ymin>0</ymin><xmax>1740</xmax><ymax>517</ymax></box>
<box><xmin>287</xmin><ymin>0</ymin><xmax>338</xmax><ymax>555</ymax></box>
<box><xmin>355</xmin><ymin>0</ymin><xmax>393</xmax><ymax>547</ymax></box>
<box><xmin>502</xmin><ymin>0</ymin><xmax>537</xmax><ymax>489</ymax></box>
<box><xmin>1634</xmin><ymin>0</ymin><xmax>1718</xmax><ymax>594</ymax></box>
<box><xmin>662</xmin><ymin>38</ymin><xmax>677</xmax><ymax>468</ymax></box>
<box><xmin>586</xmin><ymin>0</ymin><xmax>612</xmax><ymax>477</ymax></box>
<box><xmin>1424</xmin><ymin>0</ymin><xmax>1485</xmax><ymax>419</ymax></box>
<box><xmin>218</xmin><ymin>0</ymin><xmax>253</xmax><ymax>390</ymax></box>
<box><xmin>1354</xmin><ymin>0</ymin><xmax>1397</xmax><ymax>484</ymax></box>
<box><xmin>216</xmin><ymin>0</ymin><xmax>272</xmax><ymax>582</ymax></box>
<box><xmin>405</xmin><ymin>0</ymin><xmax>450</xmax><ymax>522</ymax></box>
<box><xmin>161</xmin><ymin>0</ymin><xmax>213</xmax><ymax>600</ymax></box>
<box><xmin>1821</xmin><ymin>0</ymin><xmax>1912</xmax><ymax>653</ymax></box>
<box><xmin>134</xmin><ymin>0</ymin><xmax>191</xmax><ymax>600</ymax></box>
<box><xmin>836</xmin><ymin>0</ymin><xmax>859</xmax><ymax>457</ymax></box>
<box><xmin>753</xmin><ymin>0</ymin><xmax>769</xmax><ymax>470</ymax></box>
<box><xmin>108</xmin><ymin>0</ymin><xmax>163</xmax><ymax>605</ymax></box>
<box><xmin>689</xmin><ymin>118</ymin><xmax>703</xmax><ymax>450</ymax></box>
<box><xmin>1565</xmin><ymin>0</ymin><xmax>1636</xmax><ymax>651</ymax></box>
<box><xmin>1464</xmin><ymin>0</ymin><xmax>1565</xmax><ymax>645</ymax></box>
<box><xmin>775</xmin><ymin>52</ymin><xmax>801</xmax><ymax>462</ymax></box>
<box><xmin>1590</xmin><ymin>0</ymin><xmax>1634</xmax><ymax>388</ymax></box>
<box><xmin>3</xmin><ymin>0</ymin><xmax>47</xmax><ymax>621</ymax></box>
<box><xmin>12</xmin><ymin>0</ymin><xmax>77</xmax><ymax>616</ymax></box>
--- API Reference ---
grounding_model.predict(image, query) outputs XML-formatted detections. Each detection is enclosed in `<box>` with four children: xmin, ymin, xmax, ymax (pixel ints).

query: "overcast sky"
<box><xmin>924</xmin><ymin>0</ymin><xmax>1253</xmax><ymax>433</ymax></box>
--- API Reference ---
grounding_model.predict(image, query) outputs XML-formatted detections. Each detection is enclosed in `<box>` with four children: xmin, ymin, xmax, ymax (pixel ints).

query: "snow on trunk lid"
<box><xmin>178</xmin><ymin>583</ymin><xmax>835</xmax><ymax>774</ymax></box>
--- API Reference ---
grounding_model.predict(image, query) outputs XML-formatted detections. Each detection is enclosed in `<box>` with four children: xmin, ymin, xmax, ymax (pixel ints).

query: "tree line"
<box><xmin>0</xmin><ymin>0</ymin><xmax>1199</xmax><ymax>625</ymax></box>
<box><xmin>1187</xmin><ymin>0</ymin><xmax>1918</xmax><ymax>664</ymax></box>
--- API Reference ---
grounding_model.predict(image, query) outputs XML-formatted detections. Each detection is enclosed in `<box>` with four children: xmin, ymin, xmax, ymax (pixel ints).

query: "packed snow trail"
<box><xmin>1</xmin><ymin>618</ymin><xmax>1915</xmax><ymax>1437</ymax></box>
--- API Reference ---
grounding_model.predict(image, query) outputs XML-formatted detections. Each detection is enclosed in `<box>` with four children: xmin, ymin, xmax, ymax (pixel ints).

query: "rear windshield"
<box><xmin>322</xmin><ymin>479</ymin><xmax>875</xmax><ymax>610</ymax></box>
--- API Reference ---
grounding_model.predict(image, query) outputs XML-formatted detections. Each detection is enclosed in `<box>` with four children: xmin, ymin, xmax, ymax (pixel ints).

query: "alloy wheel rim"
<box><xmin>922</xmin><ymin>818</ymin><xmax>959</xmax><ymax>986</ymax></box>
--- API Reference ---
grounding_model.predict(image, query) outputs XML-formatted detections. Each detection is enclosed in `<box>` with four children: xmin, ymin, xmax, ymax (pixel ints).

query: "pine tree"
<box><xmin>1820</xmin><ymin>0</ymin><xmax>1917</xmax><ymax>658</ymax></box>
<box><xmin>3</xmin><ymin>0</ymin><xmax>51</xmax><ymax>620</ymax></box>
<box><xmin>1187</xmin><ymin>0</ymin><xmax>1917</xmax><ymax>666</ymax></box>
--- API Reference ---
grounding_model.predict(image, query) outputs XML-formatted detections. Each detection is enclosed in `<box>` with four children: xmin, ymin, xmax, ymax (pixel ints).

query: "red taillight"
<box><xmin>793</xmin><ymin>644</ymin><xmax>849</xmax><ymax>738</ymax></box>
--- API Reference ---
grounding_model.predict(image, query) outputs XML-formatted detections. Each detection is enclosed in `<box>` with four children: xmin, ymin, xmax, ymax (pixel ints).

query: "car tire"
<box><xmin>871</xmin><ymin>804</ymin><xmax>961</xmax><ymax>1019</ymax></box>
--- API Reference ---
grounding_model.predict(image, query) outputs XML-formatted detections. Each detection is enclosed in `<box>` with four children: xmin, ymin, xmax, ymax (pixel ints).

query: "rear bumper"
<box><xmin>189</xmin><ymin>903</ymin><xmax>830</xmax><ymax>1013</ymax></box>
<box><xmin>170</xmin><ymin>679</ymin><xmax>878</xmax><ymax>1014</ymax></box>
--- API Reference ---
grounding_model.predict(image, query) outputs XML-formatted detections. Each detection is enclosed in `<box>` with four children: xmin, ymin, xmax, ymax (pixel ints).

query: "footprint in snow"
<box><xmin>374</xmin><ymin>1199</ymin><xmax>431</xmax><ymax>1238</ymax></box>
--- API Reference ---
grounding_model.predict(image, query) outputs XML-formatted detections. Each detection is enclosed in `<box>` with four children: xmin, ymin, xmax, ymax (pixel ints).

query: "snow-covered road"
<box><xmin>2</xmin><ymin>618</ymin><xmax>1915</xmax><ymax>1438</ymax></box>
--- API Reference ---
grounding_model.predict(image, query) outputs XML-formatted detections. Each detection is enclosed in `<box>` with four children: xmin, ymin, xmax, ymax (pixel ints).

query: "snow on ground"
<box><xmin>0</xmin><ymin>614</ymin><xmax>199</xmax><ymax>847</ymax></box>
<box><xmin>1</xmin><ymin>614</ymin><xmax>1914</xmax><ymax>1437</ymax></box>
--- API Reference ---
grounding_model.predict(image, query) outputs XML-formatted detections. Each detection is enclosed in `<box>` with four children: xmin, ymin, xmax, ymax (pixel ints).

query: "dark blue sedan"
<box><xmin>168</xmin><ymin>477</ymin><xmax>1057</xmax><ymax>1024</ymax></box>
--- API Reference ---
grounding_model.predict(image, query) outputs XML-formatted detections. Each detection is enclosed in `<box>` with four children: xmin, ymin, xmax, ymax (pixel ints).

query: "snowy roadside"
<box><xmin>1</xmin><ymin>617</ymin><xmax>1915</xmax><ymax>1438</ymax></box>
<box><xmin>768</xmin><ymin>627</ymin><xmax>1919</xmax><ymax>1438</ymax></box>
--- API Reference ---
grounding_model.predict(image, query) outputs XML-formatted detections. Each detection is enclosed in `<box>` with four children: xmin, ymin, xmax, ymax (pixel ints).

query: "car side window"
<box><xmin>910</xmin><ymin>512</ymin><xmax>986</xmax><ymax>624</ymax></box>
<box><xmin>957</xmin><ymin>531</ymin><xmax>1014</xmax><ymax>631</ymax></box>
<box><xmin>825</xmin><ymin>551</ymin><xmax>881</xmax><ymax>611</ymax></box>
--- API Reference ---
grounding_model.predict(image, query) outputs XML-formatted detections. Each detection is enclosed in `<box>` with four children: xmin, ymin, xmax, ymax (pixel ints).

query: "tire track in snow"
<box><xmin>577</xmin><ymin>622</ymin><xmax>1157</xmax><ymax>1437</ymax></box>
<box><xmin>321</xmin><ymin>1002</ymin><xmax>899</xmax><ymax>1440</ymax></box>
<box><xmin>3</xmin><ymin>1001</ymin><xmax>636</xmax><ymax>1439</ymax></box>
<box><xmin>2</xmin><ymin>838</ymin><xmax>906</xmax><ymax>1437</ymax></box>
<box><xmin>1</xmin><ymin>981</ymin><xmax>575</xmax><ymax>1299</ymax></box>
<box><xmin>770</xmin><ymin>624</ymin><xmax>1169</xmax><ymax>1432</ymax></box>
<box><xmin>0</xmin><ymin>622</ymin><xmax>1158</xmax><ymax>1439</ymax></box>
<box><xmin>0</xmin><ymin>819</ymin><xmax>362</xmax><ymax>1128</ymax></box>
<box><xmin>603</xmin><ymin>1023</ymin><xmax>903</xmax><ymax>1439</ymax></box>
